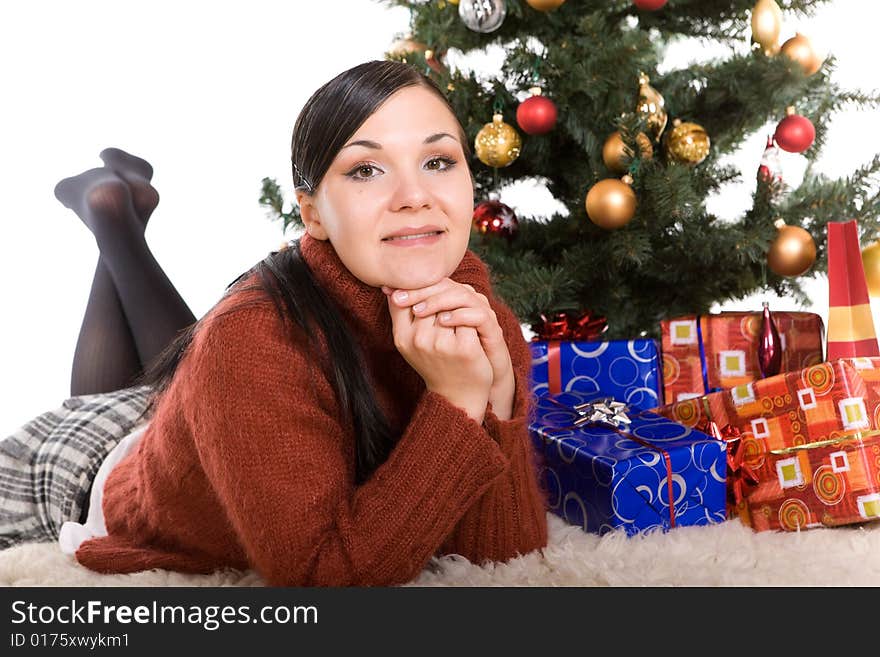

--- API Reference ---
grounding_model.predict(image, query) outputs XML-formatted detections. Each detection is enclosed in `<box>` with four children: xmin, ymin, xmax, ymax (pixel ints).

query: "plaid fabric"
<box><xmin>0</xmin><ymin>385</ymin><xmax>153</xmax><ymax>549</ymax></box>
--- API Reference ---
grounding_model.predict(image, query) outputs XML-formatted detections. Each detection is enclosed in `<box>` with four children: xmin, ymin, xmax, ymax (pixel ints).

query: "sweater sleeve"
<box><xmin>182</xmin><ymin>305</ymin><xmax>511</xmax><ymax>587</ymax></box>
<box><xmin>437</xmin><ymin>301</ymin><xmax>549</xmax><ymax>564</ymax></box>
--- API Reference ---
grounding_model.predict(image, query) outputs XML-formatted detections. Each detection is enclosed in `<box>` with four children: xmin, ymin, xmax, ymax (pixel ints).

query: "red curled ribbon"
<box><xmin>698</xmin><ymin>419</ymin><xmax>759</xmax><ymax>507</ymax></box>
<box><xmin>543</xmin><ymin>399</ymin><xmax>677</xmax><ymax>528</ymax></box>
<box><xmin>530</xmin><ymin>310</ymin><xmax>608</xmax><ymax>342</ymax></box>
<box><xmin>721</xmin><ymin>426</ymin><xmax>759</xmax><ymax>506</ymax></box>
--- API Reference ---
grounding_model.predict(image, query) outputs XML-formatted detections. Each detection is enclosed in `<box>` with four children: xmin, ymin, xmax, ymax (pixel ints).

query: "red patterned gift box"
<box><xmin>660</xmin><ymin>311</ymin><xmax>824</xmax><ymax>405</ymax></box>
<box><xmin>656</xmin><ymin>357</ymin><xmax>880</xmax><ymax>531</ymax></box>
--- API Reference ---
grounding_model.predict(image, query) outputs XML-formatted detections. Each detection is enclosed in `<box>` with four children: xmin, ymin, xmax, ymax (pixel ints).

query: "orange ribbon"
<box><xmin>548</xmin><ymin>341</ymin><xmax>562</xmax><ymax>395</ymax></box>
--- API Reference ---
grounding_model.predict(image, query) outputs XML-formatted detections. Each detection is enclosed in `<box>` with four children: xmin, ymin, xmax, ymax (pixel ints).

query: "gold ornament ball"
<box><xmin>780</xmin><ymin>32</ymin><xmax>823</xmax><ymax>76</ymax></box>
<box><xmin>388</xmin><ymin>37</ymin><xmax>425</xmax><ymax>58</ymax></box>
<box><xmin>585</xmin><ymin>176</ymin><xmax>637</xmax><ymax>230</ymax></box>
<box><xmin>767</xmin><ymin>221</ymin><xmax>817</xmax><ymax>277</ymax></box>
<box><xmin>525</xmin><ymin>0</ymin><xmax>566</xmax><ymax>10</ymax></box>
<box><xmin>636</xmin><ymin>73</ymin><xmax>667</xmax><ymax>141</ymax></box>
<box><xmin>602</xmin><ymin>131</ymin><xmax>653</xmax><ymax>173</ymax></box>
<box><xmin>475</xmin><ymin>113</ymin><xmax>522</xmax><ymax>168</ymax></box>
<box><xmin>862</xmin><ymin>242</ymin><xmax>880</xmax><ymax>297</ymax></box>
<box><xmin>665</xmin><ymin>119</ymin><xmax>711</xmax><ymax>166</ymax></box>
<box><xmin>751</xmin><ymin>0</ymin><xmax>782</xmax><ymax>55</ymax></box>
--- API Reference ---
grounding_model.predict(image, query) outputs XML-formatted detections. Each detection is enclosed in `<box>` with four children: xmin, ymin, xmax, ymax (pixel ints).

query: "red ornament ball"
<box><xmin>774</xmin><ymin>113</ymin><xmax>815</xmax><ymax>153</ymax></box>
<box><xmin>473</xmin><ymin>200</ymin><xmax>519</xmax><ymax>240</ymax></box>
<box><xmin>516</xmin><ymin>95</ymin><xmax>558</xmax><ymax>135</ymax></box>
<box><xmin>633</xmin><ymin>0</ymin><xmax>667</xmax><ymax>10</ymax></box>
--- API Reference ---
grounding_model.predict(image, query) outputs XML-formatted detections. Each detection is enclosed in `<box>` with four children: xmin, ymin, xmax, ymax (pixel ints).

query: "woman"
<box><xmin>0</xmin><ymin>60</ymin><xmax>548</xmax><ymax>586</ymax></box>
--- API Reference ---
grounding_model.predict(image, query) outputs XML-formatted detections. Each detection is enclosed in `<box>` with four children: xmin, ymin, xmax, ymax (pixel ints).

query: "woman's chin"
<box><xmin>386</xmin><ymin>270</ymin><xmax>450</xmax><ymax>291</ymax></box>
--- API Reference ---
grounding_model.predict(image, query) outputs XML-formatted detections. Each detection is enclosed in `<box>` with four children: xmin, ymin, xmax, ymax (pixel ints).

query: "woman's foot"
<box><xmin>99</xmin><ymin>147</ymin><xmax>160</xmax><ymax>228</ymax></box>
<box><xmin>53</xmin><ymin>168</ymin><xmax>142</xmax><ymax>245</ymax></box>
<box><xmin>98</xmin><ymin>147</ymin><xmax>152</xmax><ymax>179</ymax></box>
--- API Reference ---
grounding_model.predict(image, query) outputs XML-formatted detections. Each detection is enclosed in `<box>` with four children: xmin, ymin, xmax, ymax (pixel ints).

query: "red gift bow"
<box><xmin>701</xmin><ymin>420</ymin><xmax>759</xmax><ymax>506</ymax></box>
<box><xmin>530</xmin><ymin>310</ymin><xmax>608</xmax><ymax>342</ymax></box>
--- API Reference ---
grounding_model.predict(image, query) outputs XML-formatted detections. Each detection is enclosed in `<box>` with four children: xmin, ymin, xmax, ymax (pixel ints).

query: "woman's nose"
<box><xmin>390</xmin><ymin>172</ymin><xmax>432</xmax><ymax>211</ymax></box>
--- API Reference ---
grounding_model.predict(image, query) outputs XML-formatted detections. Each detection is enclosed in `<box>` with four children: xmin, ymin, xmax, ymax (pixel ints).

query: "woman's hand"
<box><xmin>383</xmin><ymin>279</ymin><xmax>516</xmax><ymax>420</ymax></box>
<box><xmin>385</xmin><ymin>289</ymin><xmax>493</xmax><ymax>424</ymax></box>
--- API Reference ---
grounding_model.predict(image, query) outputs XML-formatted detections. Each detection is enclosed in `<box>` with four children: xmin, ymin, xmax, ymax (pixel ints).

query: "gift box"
<box><xmin>744</xmin><ymin>430</ymin><xmax>880</xmax><ymax>531</ymax></box>
<box><xmin>655</xmin><ymin>357</ymin><xmax>880</xmax><ymax>531</ymax></box>
<box><xmin>660</xmin><ymin>311</ymin><xmax>824</xmax><ymax>405</ymax></box>
<box><xmin>528</xmin><ymin>391</ymin><xmax>727</xmax><ymax>536</ymax></box>
<box><xmin>529</xmin><ymin>339</ymin><xmax>663</xmax><ymax>411</ymax></box>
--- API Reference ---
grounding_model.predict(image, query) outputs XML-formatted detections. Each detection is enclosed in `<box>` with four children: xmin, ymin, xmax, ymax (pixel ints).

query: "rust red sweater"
<box><xmin>74</xmin><ymin>233</ymin><xmax>548</xmax><ymax>585</ymax></box>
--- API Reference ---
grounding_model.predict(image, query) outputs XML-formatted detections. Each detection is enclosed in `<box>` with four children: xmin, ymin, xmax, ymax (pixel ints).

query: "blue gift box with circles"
<box><xmin>528</xmin><ymin>390</ymin><xmax>727</xmax><ymax>536</ymax></box>
<box><xmin>529</xmin><ymin>339</ymin><xmax>663</xmax><ymax>411</ymax></box>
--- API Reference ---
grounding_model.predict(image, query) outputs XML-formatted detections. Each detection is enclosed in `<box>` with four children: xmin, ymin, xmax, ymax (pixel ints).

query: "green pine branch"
<box><xmin>259</xmin><ymin>0</ymin><xmax>878</xmax><ymax>339</ymax></box>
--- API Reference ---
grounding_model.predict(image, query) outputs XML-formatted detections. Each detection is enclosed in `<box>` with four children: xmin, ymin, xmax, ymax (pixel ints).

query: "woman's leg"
<box><xmin>66</xmin><ymin>150</ymin><xmax>159</xmax><ymax>395</ymax></box>
<box><xmin>55</xmin><ymin>151</ymin><xmax>197</xmax><ymax>396</ymax></box>
<box><xmin>69</xmin><ymin>262</ymin><xmax>143</xmax><ymax>396</ymax></box>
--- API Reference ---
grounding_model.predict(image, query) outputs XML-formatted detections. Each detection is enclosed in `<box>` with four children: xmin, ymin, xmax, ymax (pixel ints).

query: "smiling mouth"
<box><xmin>382</xmin><ymin>230</ymin><xmax>445</xmax><ymax>242</ymax></box>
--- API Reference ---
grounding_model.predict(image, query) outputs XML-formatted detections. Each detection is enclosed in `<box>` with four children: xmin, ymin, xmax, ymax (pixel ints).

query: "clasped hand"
<box><xmin>383</xmin><ymin>278</ymin><xmax>515</xmax><ymax>423</ymax></box>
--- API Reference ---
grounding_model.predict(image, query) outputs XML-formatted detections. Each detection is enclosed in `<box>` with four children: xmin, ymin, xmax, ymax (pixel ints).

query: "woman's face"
<box><xmin>296</xmin><ymin>85</ymin><xmax>474</xmax><ymax>290</ymax></box>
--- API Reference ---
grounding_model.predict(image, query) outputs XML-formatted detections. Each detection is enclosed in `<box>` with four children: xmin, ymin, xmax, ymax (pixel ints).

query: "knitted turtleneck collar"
<box><xmin>298</xmin><ymin>231</ymin><xmax>494</xmax><ymax>352</ymax></box>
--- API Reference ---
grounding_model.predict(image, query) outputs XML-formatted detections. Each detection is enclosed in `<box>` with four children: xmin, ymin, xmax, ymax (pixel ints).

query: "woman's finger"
<box><xmin>386</xmin><ymin>279</ymin><xmax>452</xmax><ymax>309</ymax></box>
<box><xmin>437</xmin><ymin>307</ymin><xmax>491</xmax><ymax>328</ymax></box>
<box><xmin>408</xmin><ymin>289</ymin><xmax>489</xmax><ymax>319</ymax></box>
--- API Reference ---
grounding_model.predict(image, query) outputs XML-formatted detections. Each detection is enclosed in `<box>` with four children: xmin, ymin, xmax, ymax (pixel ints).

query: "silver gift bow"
<box><xmin>545</xmin><ymin>396</ymin><xmax>632</xmax><ymax>429</ymax></box>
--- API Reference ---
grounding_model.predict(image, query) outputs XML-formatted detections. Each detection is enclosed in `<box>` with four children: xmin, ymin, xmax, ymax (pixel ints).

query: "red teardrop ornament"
<box><xmin>757</xmin><ymin>301</ymin><xmax>782</xmax><ymax>378</ymax></box>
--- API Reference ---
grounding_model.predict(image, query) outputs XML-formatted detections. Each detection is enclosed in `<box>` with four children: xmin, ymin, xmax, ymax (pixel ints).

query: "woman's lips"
<box><xmin>382</xmin><ymin>231</ymin><xmax>445</xmax><ymax>247</ymax></box>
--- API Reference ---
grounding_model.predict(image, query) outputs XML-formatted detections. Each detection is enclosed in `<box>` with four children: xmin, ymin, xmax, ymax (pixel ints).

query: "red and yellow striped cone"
<box><xmin>827</xmin><ymin>220</ymin><xmax>880</xmax><ymax>359</ymax></box>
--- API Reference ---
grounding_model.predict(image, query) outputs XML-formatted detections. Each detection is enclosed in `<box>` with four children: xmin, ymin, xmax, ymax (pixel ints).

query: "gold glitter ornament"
<box><xmin>475</xmin><ymin>113</ymin><xmax>522</xmax><ymax>168</ymax></box>
<box><xmin>665</xmin><ymin>118</ymin><xmax>711</xmax><ymax>166</ymax></box>
<box><xmin>636</xmin><ymin>72</ymin><xmax>667</xmax><ymax>141</ymax></box>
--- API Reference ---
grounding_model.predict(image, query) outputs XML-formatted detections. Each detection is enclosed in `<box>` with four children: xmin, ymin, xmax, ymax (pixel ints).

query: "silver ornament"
<box><xmin>459</xmin><ymin>0</ymin><xmax>507</xmax><ymax>34</ymax></box>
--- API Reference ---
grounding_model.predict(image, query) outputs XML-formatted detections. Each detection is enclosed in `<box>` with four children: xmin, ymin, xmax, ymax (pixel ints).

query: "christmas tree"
<box><xmin>260</xmin><ymin>0</ymin><xmax>880</xmax><ymax>339</ymax></box>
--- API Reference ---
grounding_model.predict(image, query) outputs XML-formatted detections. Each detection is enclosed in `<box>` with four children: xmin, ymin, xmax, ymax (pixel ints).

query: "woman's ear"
<box><xmin>296</xmin><ymin>190</ymin><xmax>329</xmax><ymax>241</ymax></box>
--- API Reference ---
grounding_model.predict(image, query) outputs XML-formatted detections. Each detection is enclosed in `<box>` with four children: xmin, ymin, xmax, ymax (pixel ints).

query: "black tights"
<box><xmin>55</xmin><ymin>148</ymin><xmax>197</xmax><ymax>396</ymax></box>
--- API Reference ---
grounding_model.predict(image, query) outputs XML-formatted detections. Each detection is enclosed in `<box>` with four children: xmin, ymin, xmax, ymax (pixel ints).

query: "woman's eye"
<box><xmin>427</xmin><ymin>156</ymin><xmax>457</xmax><ymax>171</ymax></box>
<box><xmin>350</xmin><ymin>164</ymin><xmax>378</xmax><ymax>180</ymax></box>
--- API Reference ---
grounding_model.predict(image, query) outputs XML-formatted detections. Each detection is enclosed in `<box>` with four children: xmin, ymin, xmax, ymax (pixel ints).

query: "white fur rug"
<box><xmin>3</xmin><ymin>513</ymin><xmax>880</xmax><ymax>587</ymax></box>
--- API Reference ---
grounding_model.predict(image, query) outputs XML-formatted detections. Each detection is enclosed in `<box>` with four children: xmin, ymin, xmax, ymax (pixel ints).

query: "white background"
<box><xmin>1</xmin><ymin>0</ymin><xmax>878</xmax><ymax>435</ymax></box>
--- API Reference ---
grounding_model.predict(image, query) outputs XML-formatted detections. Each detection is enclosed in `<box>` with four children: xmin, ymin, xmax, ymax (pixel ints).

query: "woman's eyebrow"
<box><xmin>341</xmin><ymin>132</ymin><xmax>458</xmax><ymax>151</ymax></box>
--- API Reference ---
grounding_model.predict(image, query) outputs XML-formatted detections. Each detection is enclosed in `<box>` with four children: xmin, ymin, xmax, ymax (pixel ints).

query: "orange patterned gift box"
<box><xmin>656</xmin><ymin>357</ymin><xmax>880</xmax><ymax>530</ymax></box>
<box><xmin>744</xmin><ymin>431</ymin><xmax>880</xmax><ymax>531</ymax></box>
<box><xmin>660</xmin><ymin>311</ymin><xmax>824</xmax><ymax>405</ymax></box>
